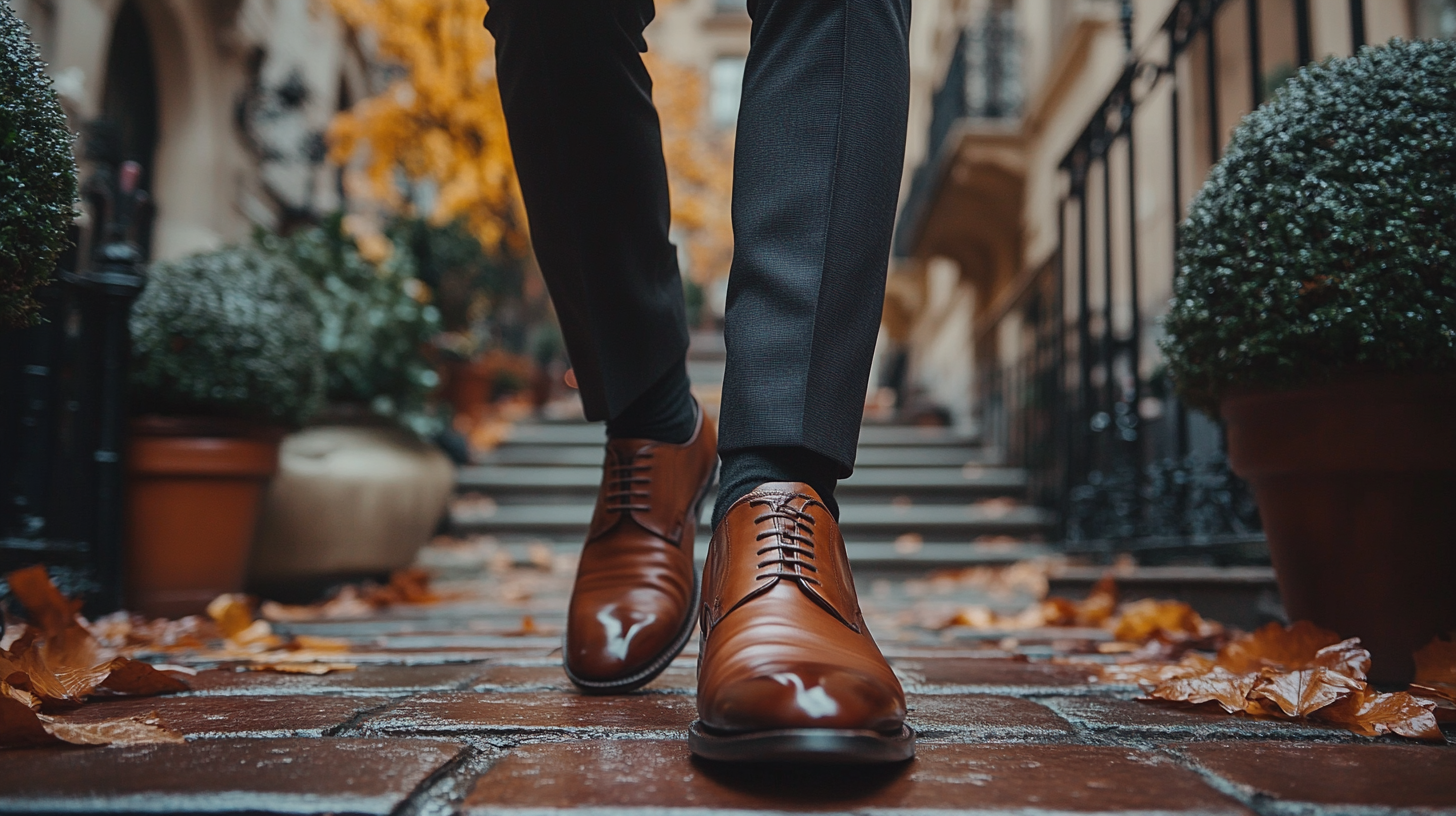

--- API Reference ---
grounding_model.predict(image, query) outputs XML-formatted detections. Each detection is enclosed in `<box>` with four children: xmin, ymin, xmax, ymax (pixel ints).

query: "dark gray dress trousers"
<box><xmin>485</xmin><ymin>0</ymin><xmax>911</xmax><ymax>476</ymax></box>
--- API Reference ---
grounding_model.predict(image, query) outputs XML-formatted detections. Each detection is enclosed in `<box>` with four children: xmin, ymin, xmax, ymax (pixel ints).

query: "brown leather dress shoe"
<box><xmin>564</xmin><ymin>405</ymin><xmax>717</xmax><ymax>693</ymax></box>
<box><xmin>690</xmin><ymin>482</ymin><xmax>914</xmax><ymax>763</ymax></box>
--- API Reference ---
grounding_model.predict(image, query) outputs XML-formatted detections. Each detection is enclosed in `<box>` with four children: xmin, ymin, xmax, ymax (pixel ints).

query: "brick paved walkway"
<box><xmin>2</xmin><ymin>559</ymin><xmax>1453</xmax><ymax>816</ymax></box>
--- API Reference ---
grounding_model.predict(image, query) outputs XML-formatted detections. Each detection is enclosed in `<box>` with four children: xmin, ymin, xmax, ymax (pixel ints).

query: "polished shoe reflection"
<box><xmin>564</xmin><ymin>406</ymin><xmax>718</xmax><ymax>693</ymax></box>
<box><xmin>691</xmin><ymin>482</ymin><xmax>915</xmax><ymax>763</ymax></box>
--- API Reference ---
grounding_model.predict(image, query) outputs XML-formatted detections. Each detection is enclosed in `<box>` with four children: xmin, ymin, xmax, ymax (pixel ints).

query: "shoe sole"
<box><xmin>687</xmin><ymin>721</ymin><xmax>916</xmax><ymax>764</ymax></box>
<box><xmin>564</xmin><ymin>460</ymin><xmax>718</xmax><ymax>695</ymax></box>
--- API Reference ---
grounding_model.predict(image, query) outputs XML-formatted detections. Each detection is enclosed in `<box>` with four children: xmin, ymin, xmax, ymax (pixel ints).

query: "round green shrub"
<box><xmin>255</xmin><ymin>217</ymin><xmax>441</xmax><ymax>424</ymax></box>
<box><xmin>1</xmin><ymin>4</ymin><xmax>77</xmax><ymax>328</ymax></box>
<box><xmin>1163</xmin><ymin>38</ymin><xmax>1456</xmax><ymax>413</ymax></box>
<box><xmin>131</xmin><ymin>247</ymin><xmax>325</xmax><ymax>425</ymax></box>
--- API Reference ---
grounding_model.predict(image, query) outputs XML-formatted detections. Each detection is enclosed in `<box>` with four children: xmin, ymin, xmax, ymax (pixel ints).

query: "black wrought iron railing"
<box><xmin>0</xmin><ymin>134</ymin><xmax>150</xmax><ymax>611</ymax></box>
<box><xmin>979</xmin><ymin>0</ymin><xmax>1377</xmax><ymax>564</ymax></box>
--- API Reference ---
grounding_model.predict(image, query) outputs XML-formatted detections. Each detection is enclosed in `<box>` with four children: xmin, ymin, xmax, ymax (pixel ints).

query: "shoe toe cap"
<box><xmin>701</xmin><ymin>663</ymin><xmax>906</xmax><ymax>733</ymax></box>
<box><xmin>566</xmin><ymin>588</ymin><xmax>686</xmax><ymax>682</ymax></box>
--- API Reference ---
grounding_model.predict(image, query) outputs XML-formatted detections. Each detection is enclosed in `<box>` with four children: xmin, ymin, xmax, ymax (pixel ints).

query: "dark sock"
<box><xmin>605</xmin><ymin>356</ymin><xmax>696</xmax><ymax>444</ymax></box>
<box><xmin>713</xmin><ymin>446</ymin><xmax>841</xmax><ymax>528</ymax></box>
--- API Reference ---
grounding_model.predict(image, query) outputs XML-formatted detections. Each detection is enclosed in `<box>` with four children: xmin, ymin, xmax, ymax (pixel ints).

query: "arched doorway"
<box><xmin>98</xmin><ymin>0</ymin><xmax>159</xmax><ymax>259</ymax></box>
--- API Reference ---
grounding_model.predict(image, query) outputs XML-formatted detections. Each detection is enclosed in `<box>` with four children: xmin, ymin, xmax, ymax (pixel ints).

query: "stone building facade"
<box><xmin>890</xmin><ymin>0</ymin><xmax>1455</xmax><ymax>543</ymax></box>
<box><xmin>8</xmin><ymin>0</ymin><xmax>365</xmax><ymax>263</ymax></box>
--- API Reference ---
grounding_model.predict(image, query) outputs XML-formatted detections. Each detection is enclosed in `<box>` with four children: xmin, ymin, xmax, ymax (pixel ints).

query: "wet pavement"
<box><xmin>2</xmin><ymin>560</ymin><xmax>1453</xmax><ymax>816</ymax></box>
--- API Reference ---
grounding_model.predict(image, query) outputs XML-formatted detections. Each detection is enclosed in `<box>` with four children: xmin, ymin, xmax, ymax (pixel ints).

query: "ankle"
<box><xmin>712</xmin><ymin>446</ymin><xmax>841</xmax><ymax>528</ymax></box>
<box><xmin>605</xmin><ymin>356</ymin><xmax>696</xmax><ymax>444</ymax></box>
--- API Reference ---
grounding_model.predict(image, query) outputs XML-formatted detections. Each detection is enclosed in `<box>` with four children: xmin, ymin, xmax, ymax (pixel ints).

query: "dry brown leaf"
<box><xmin>36</xmin><ymin>711</ymin><xmax>185</xmax><ymax>746</ymax></box>
<box><xmin>1100</xmin><ymin>653</ymin><xmax>1215</xmax><ymax>685</ymax></box>
<box><xmin>95</xmin><ymin>658</ymin><xmax>191</xmax><ymax>696</ymax></box>
<box><xmin>1112</xmin><ymin>599</ymin><xmax>1221</xmax><ymax>644</ymax></box>
<box><xmin>1317</xmin><ymin>686</ymin><xmax>1445</xmax><ymax>742</ymax></box>
<box><xmin>5</xmin><ymin>565</ymin><xmax>82</xmax><ymax>634</ymax></box>
<box><xmin>1216</xmin><ymin>621</ymin><xmax>1343</xmax><ymax>673</ymax></box>
<box><xmin>943</xmin><ymin>605</ymin><xmax>998</xmax><ymax>629</ymax></box>
<box><xmin>1247</xmin><ymin>667</ymin><xmax>1362</xmax><ymax>718</ymax></box>
<box><xmin>288</xmin><ymin>635</ymin><xmax>352</xmax><ymax>652</ymax></box>
<box><xmin>0</xmin><ymin>682</ymin><xmax>183</xmax><ymax>747</ymax></box>
<box><xmin>1310</xmin><ymin>638</ymin><xmax>1372</xmax><ymax>681</ymax></box>
<box><xmin>1037</xmin><ymin>597</ymin><xmax>1079</xmax><ymax>627</ymax></box>
<box><xmin>243</xmin><ymin>662</ymin><xmax>357</xmax><ymax>675</ymax></box>
<box><xmin>1146</xmin><ymin>666</ymin><xmax>1259</xmax><ymax>713</ymax></box>
<box><xmin>366</xmin><ymin>568</ymin><xmax>439</xmax><ymax>606</ymax></box>
<box><xmin>2</xmin><ymin>678</ymin><xmax>40</xmax><ymax>711</ymax></box>
<box><xmin>1411</xmin><ymin>635</ymin><xmax>1456</xmax><ymax>704</ymax></box>
<box><xmin>89</xmin><ymin>613</ymin><xmax>215</xmax><ymax>653</ymax></box>
<box><xmin>2</xmin><ymin>568</ymin><xmax>191</xmax><ymax>709</ymax></box>
<box><xmin>2</xmin><ymin>631</ymin><xmax>79</xmax><ymax>709</ymax></box>
<box><xmin>258</xmin><ymin>568</ymin><xmax>443</xmax><ymax>623</ymax></box>
<box><xmin>0</xmin><ymin>690</ymin><xmax>55</xmax><ymax>747</ymax></box>
<box><xmin>40</xmin><ymin>625</ymin><xmax>116</xmax><ymax>701</ymax></box>
<box><xmin>1076</xmin><ymin>575</ymin><xmax>1118</xmax><ymax>626</ymax></box>
<box><xmin>206</xmin><ymin>594</ymin><xmax>259</xmax><ymax>641</ymax></box>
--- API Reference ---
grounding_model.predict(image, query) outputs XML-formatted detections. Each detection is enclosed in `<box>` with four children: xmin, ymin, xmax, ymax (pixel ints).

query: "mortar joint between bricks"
<box><xmin>326</xmin><ymin>696</ymin><xmax>407</xmax><ymax>738</ymax></box>
<box><xmin>389</xmin><ymin>744</ymin><xmax>506</xmax><ymax>816</ymax></box>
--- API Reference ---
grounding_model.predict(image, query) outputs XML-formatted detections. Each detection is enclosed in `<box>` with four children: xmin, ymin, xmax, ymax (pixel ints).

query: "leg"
<box><xmin>486</xmin><ymin>0</ymin><xmax>688</xmax><ymax>425</ymax></box>
<box><xmin>486</xmin><ymin>0</ymin><xmax>715</xmax><ymax>693</ymax></box>
<box><xmin>695</xmin><ymin>0</ymin><xmax>914</xmax><ymax>763</ymax></box>
<box><xmin>714</xmin><ymin>0</ymin><xmax>913</xmax><ymax>522</ymax></box>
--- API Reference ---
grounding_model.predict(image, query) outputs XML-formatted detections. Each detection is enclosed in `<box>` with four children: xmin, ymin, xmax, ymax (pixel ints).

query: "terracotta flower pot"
<box><xmin>1223</xmin><ymin>373</ymin><xmax>1456</xmax><ymax>685</ymax></box>
<box><xmin>126</xmin><ymin>417</ymin><xmax>282</xmax><ymax>617</ymax></box>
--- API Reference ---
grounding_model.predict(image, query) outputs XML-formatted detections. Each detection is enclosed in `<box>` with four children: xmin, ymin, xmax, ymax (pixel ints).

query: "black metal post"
<box><xmin>1056</xmin><ymin>196</ymin><xmax>1072</xmax><ymax>542</ymax></box>
<box><xmin>1075</xmin><ymin>160</ymin><xmax>1092</xmax><ymax>460</ymax></box>
<box><xmin>1247</xmin><ymin>0</ymin><xmax>1264</xmax><ymax>106</ymax></box>
<box><xmin>1100</xmin><ymin>149</ymin><xmax>1115</xmax><ymax>418</ymax></box>
<box><xmin>1205</xmin><ymin>9</ymin><xmax>1222</xmax><ymax>162</ymax></box>
<box><xmin>63</xmin><ymin>159</ymin><xmax>148</xmax><ymax>613</ymax></box>
<box><xmin>1123</xmin><ymin>102</ymin><xmax>1141</xmax><ymax>417</ymax></box>
<box><xmin>1295</xmin><ymin>0</ymin><xmax>1313</xmax><ymax>66</ymax></box>
<box><xmin>1169</xmin><ymin>54</ymin><xmax>1184</xmax><ymax>240</ymax></box>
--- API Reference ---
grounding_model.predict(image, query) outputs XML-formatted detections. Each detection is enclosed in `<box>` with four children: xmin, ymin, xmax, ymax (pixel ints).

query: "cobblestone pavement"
<box><xmin>1</xmin><ymin>560</ymin><xmax>1453</xmax><ymax>816</ymax></box>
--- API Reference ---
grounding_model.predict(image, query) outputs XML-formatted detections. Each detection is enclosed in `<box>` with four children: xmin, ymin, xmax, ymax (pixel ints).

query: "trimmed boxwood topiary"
<box><xmin>255</xmin><ymin>216</ymin><xmax>441</xmax><ymax>425</ymax></box>
<box><xmin>1</xmin><ymin>4</ymin><xmax>77</xmax><ymax>328</ymax></box>
<box><xmin>130</xmin><ymin>247</ymin><xmax>326</xmax><ymax>425</ymax></box>
<box><xmin>1163</xmin><ymin>38</ymin><xmax>1456</xmax><ymax>414</ymax></box>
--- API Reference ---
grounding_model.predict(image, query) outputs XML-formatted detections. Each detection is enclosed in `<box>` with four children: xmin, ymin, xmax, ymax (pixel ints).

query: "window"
<box><xmin>1413</xmin><ymin>0</ymin><xmax>1456</xmax><ymax>38</ymax></box>
<box><xmin>708</xmin><ymin>56</ymin><xmax>746</xmax><ymax>129</ymax></box>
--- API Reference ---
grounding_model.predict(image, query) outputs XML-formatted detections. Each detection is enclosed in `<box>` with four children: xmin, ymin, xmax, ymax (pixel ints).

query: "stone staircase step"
<box><xmin>478</xmin><ymin>445</ymin><xmax>998</xmax><ymax>468</ymax></box>
<box><xmin>492</xmin><ymin>423</ymin><xmax>980</xmax><ymax>448</ymax></box>
<box><xmin>456</xmin><ymin>466</ymin><xmax>1028</xmax><ymax>507</ymax></box>
<box><xmin>1047</xmin><ymin>565</ymin><xmax>1282</xmax><ymax>630</ymax></box>
<box><xmin>450</xmin><ymin>501</ymin><xmax>1054</xmax><ymax>540</ymax></box>
<box><xmin>417</xmin><ymin>538</ymin><xmax>1052</xmax><ymax>575</ymax></box>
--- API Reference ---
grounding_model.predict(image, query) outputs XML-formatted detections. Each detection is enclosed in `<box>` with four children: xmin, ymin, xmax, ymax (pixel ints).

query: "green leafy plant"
<box><xmin>130</xmin><ymin>247</ymin><xmax>325</xmax><ymax>425</ymax></box>
<box><xmin>387</xmin><ymin>215</ymin><xmax>522</xmax><ymax>333</ymax></box>
<box><xmin>256</xmin><ymin>217</ymin><xmax>441</xmax><ymax>425</ymax></box>
<box><xmin>1</xmin><ymin>5</ymin><xmax>77</xmax><ymax>327</ymax></box>
<box><xmin>1163</xmin><ymin>38</ymin><xmax>1456</xmax><ymax>413</ymax></box>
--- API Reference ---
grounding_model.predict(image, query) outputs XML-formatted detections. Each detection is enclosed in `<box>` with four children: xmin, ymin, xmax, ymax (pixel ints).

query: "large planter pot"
<box><xmin>126</xmin><ymin>418</ymin><xmax>281</xmax><ymax>617</ymax></box>
<box><xmin>247</xmin><ymin>424</ymin><xmax>454</xmax><ymax>601</ymax></box>
<box><xmin>1223</xmin><ymin>373</ymin><xmax>1456</xmax><ymax>685</ymax></box>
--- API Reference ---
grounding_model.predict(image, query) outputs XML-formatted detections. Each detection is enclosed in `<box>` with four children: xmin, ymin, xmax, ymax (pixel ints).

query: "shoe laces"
<box><xmin>723</xmin><ymin>493</ymin><xmax>859</xmax><ymax>632</ymax></box>
<box><xmin>752</xmin><ymin>496</ymin><xmax>822</xmax><ymax>587</ymax></box>
<box><xmin>604</xmin><ymin>449</ymin><xmax>654</xmax><ymax>514</ymax></box>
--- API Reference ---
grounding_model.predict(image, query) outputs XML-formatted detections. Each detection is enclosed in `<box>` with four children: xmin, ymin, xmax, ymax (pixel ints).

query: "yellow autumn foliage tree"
<box><xmin>325</xmin><ymin>0</ymin><xmax>732</xmax><ymax>282</ymax></box>
<box><xmin>323</xmin><ymin>0</ymin><xmax>525</xmax><ymax>253</ymax></box>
